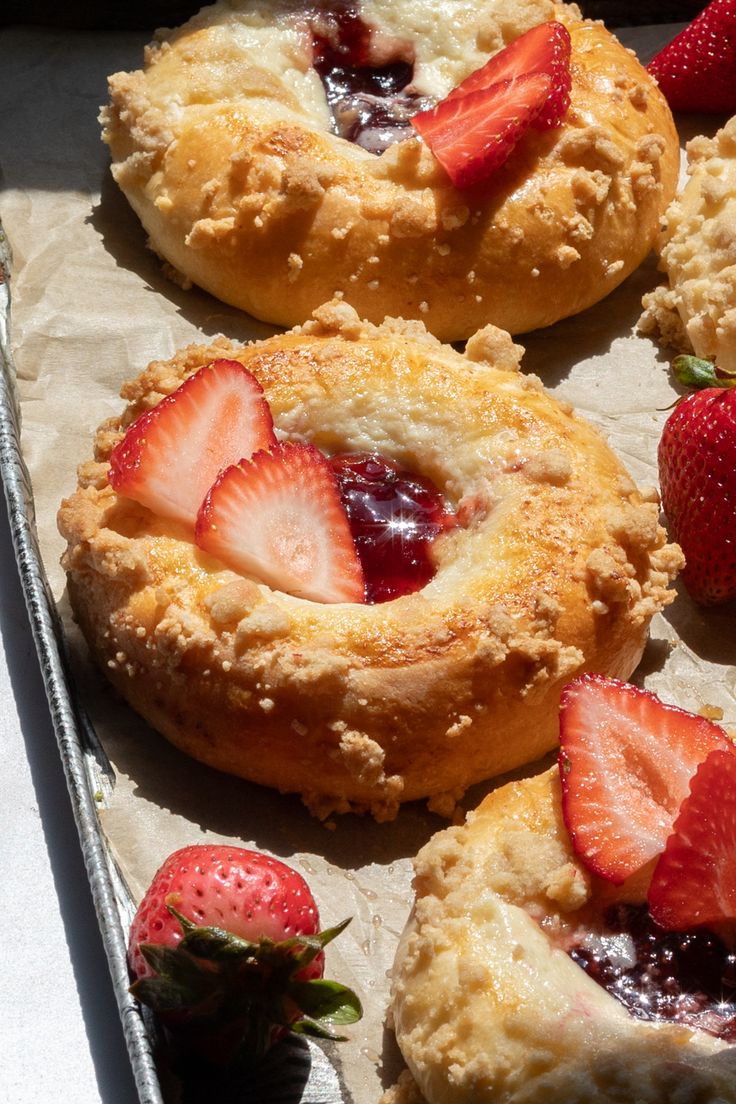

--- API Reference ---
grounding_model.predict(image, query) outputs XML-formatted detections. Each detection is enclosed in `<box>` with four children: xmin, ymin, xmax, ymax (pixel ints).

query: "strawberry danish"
<box><xmin>58</xmin><ymin>302</ymin><xmax>681</xmax><ymax>820</ymax></box>
<box><xmin>390</xmin><ymin>677</ymin><xmax>736</xmax><ymax>1103</ymax></box>
<box><xmin>100</xmin><ymin>0</ymin><xmax>678</xmax><ymax>341</ymax></box>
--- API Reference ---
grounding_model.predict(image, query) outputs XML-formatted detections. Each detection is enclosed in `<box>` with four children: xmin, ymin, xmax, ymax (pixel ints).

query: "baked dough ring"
<box><xmin>390</xmin><ymin>767</ymin><xmax>736</xmax><ymax>1104</ymax></box>
<box><xmin>640</xmin><ymin>115</ymin><xmax>736</xmax><ymax>374</ymax></box>
<box><xmin>101</xmin><ymin>0</ymin><xmax>679</xmax><ymax>341</ymax></box>
<box><xmin>58</xmin><ymin>302</ymin><xmax>681</xmax><ymax>820</ymax></box>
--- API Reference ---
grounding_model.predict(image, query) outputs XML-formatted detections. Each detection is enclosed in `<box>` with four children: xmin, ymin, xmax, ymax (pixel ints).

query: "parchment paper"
<box><xmin>2</xmin><ymin>20</ymin><xmax>735</xmax><ymax>1104</ymax></box>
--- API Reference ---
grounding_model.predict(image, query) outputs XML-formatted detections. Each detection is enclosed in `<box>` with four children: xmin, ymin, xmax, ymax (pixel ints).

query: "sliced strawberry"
<box><xmin>195</xmin><ymin>442</ymin><xmax>366</xmax><ymax>604</ymax></box>
<box><xmin>559</xmin><ymin>675</ymin><xmax>734</xmax><ymax>885</ymax></box>
<box><xmin>647</xmin><ymin>0</ymin><xmax>736</xmax><ymax>114</ymax></box>
<box><xmin>648</xmin><ymin>749</ymin><xmax>736</xmax><ymax>931</ymax></box>
<box><xmin>444</xmin><ymin>21</ymin><xmax>572</xmax><ymax>129</ymax></box>
<box><xmin>412</xmin><ymin>71</ymin><xmax>552</xmax><ymax>189</ymax></box>
<box><xmin>109</xmin><ymin>359</ymin><xmax>276</xmax><ymax>528</ymax></box>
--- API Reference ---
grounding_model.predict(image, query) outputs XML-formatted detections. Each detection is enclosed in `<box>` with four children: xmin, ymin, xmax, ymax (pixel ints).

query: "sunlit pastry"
<box><xmin>640</xmin><ymin>115</ymin><xmax>736</xmax><ymax>374</ymax></box>
<box><xmin>391</xmin><ymin>676</ymin><xmax>736</xmax><ymax>1103</ymax></box>
<box><xmin>100</xmin><ymin>0</ymin><xmax>678</xmax><ymax>340</ymax></box>
<box><xmin>58</xmin><ymin>302</ymin><xmax>681</xmax><ymax>820</ymax></box>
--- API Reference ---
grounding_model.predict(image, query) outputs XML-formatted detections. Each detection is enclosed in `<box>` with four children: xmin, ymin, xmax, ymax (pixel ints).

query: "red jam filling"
<box><xmin>569</xmin><ymin>903</ymin><xmax>736</xmax><ymax>1041</ymax></box>
<box><xmin>330</xmin><ymin>452</ymin><xmax>455</xmax><ymax>604</ymax></box>
<box><xmin>310</xmin><ymin>3</ymin><xmax>433</xmax><ymax>153</ymax></box>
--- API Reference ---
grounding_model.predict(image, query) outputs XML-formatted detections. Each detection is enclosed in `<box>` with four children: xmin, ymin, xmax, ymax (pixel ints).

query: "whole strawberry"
<box><xmin>659</xmin><ymin>380</ymin><xmax>736</xmax><ymax>605</ymax></box>
<box><xmin>647</xmin><ymin>0</ymin><xmax>736</xmax><ymax>114</ymax></box>
<box><xmin>128</xmin><ymin>846</ymin><xmax>361</xmax><ymax>1065</ymax></box>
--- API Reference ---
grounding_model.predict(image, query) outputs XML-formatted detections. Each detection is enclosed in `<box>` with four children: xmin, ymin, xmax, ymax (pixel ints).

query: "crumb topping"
<box><xmin>640</xmin><ymin>115</ymin><xmax>736</xmax><ymax>373</ymax></box>
<box><xmin>59</xmin><ymin>305</ymin><xmax>680</xmax><ymax>820</ymax></box>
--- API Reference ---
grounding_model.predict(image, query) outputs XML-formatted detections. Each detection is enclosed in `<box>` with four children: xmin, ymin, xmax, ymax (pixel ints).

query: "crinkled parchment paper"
<box><xmin>2</xmin><ymin>20</ymin><xmax>735</xmax><ymax>1104</ymax></box>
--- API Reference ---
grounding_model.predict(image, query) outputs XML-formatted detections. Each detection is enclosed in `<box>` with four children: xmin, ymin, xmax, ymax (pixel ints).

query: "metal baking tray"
<box><xmin>0</xmin><ymin>227</ymin><xmax>164</xmax><ymax>1103</ymax></box>
<box><xmin>0</xmin><ymin>223</ymin><xmax>347</xmax><ymax>1104</ymax></box>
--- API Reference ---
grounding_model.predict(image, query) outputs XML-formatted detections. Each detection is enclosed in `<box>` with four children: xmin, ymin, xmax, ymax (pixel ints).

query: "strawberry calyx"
<box><xmin>672</xmin><ymin>354</ymin><xmax>736</xmax><ymax>391</ymax></box>
<box><xmin>131</xmin><ymin>903</ymin><xmax>362</xmax><ymax>1064</ymax></box>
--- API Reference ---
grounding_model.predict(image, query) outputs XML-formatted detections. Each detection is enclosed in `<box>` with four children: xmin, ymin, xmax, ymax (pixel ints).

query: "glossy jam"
<box><xmin>330</xmin><ymin>452</ymin><xmax>454</xmax><ymax>604</ymax></box>
<box><xmin>570</xmin><ymin>903</ymin><xmax>736</xmax><ymax>1041</ymax></box>
<box><xmin>310</xmin><ymin>3</ymin><xmax>433</xmax><ymax>153</ymax></box>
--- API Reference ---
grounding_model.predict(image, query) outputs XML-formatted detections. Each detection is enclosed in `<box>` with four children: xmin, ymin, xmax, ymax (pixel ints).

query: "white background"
<box><xmin>0</xmin><ymin>494</ymin><xmax>138</xmax><ymax>1102</ymax></box>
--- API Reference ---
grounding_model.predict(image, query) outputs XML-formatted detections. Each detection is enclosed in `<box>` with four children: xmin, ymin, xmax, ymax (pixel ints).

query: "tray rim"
<box><xmin>0</xmin><ymin>221</ymin><xmax>164</xmax><ymax>1104</ymax></box>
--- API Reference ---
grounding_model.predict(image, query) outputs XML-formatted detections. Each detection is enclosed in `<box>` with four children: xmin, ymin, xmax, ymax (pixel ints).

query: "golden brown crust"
<box><xmin>100</xmin><ymin>1</ymin><xmax>679</xmax><ymax>341</ymax></box>
<box><xmin>58</xmin><ymin>303</ymin><xmax>682</xmax><ymax>819</ymax></box>
<box><xmin>390</xmin><ymin>767</ymin><xmax>736</xmax><ymax>1103</ymax></box>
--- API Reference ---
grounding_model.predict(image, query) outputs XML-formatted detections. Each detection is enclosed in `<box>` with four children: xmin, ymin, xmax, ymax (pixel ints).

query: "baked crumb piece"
<box><xmin>640</xmin><ymin>115</ymin><xmax>736</xmax><ymax>372</ymax></box>
<box><xmin>379</xmin><ymin>1070</ymin><xmax>427</xmax><ymax>1104</ymax></box>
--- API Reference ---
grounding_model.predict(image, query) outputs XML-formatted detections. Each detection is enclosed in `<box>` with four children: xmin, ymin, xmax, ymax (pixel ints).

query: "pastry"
<box><xmin>640</xmin><ymin>115</ymin><xmax>736</xmax><ymax>374</ymax></box>
<box><xmin>100</xmin><ymin>0</ymin><xmax>678</xmax><ymax>341</ymax></box>
<box><xmin>58</xmin><ymin>302</ymin><xmax>681</xmax><ymax>821</ymax></box>
<box><xmin>390</xmin><ymin>676</ymin><xmax>736</xmax><ymax>1103</ymax></box>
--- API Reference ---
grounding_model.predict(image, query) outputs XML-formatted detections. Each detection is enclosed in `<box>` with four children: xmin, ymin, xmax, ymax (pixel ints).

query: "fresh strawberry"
<box><xmin>648</xmin><ymin>749</ymin><xmax>736</xmax><ymax>931</ymax></box>
<box><xmin>109</xmin><ymin>359</ymin><xmax>276</xmax><ymax>528</ymax></box>
<box><xmin>412</xmin><ymin>19</ymin><xmax>571</xmax><ymax>188</ymax></box>
<box><xmin>443</xmin><ymin>21</ymin><xmax>572</xmax><ymax>129</ymax></box>
<box><xmin>412</xmin><ymin>71</ymin><xmax>552</xmax><ymax>189</ymax></box>
<box><xmin>559</xmin><ymin>675</ymin><xmax>734</xmax><ymax>885</ymax></box>
<box><xmin>128</xmin><ymin>845</ymin><xmax>361</xmax><ymax>1064</ymax></box>
<box><xmin>195</xmin><ymin>442</ymin><xmax>365</xmax><ymax>604</ymax></box>
<box><xmin>646</xmin><ymin>0</ymin><xmax>736</xmax><ymax>114</ymax></box>
<box><xmin>658</xmin><ymin>384</ymin><xmax>736</xmax><ymax>604</ymax></box>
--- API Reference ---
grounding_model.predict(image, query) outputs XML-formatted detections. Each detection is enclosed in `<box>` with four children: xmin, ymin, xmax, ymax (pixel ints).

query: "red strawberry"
<box><xmin>444</xmin><ymin>21</ymin><xmax>572</xmax><ymax>129</ymax></box>
<box><xmin>109</xmin><ymin>359</ymin><xmax>276</xmax><ymax>528</ymax></box>
<box><xmin>195</xmin><ymin>442</ymin><xmax>365</xmax><ymax>604</ymax></box>
<box><xmin>412</xmin><ymin>71</ymin><xmax>552</xmax><ymax>189</ymax></box>
<box><xmin>128</xmin><ymin>845</ymin><xmax>361</xmax><ymax>1063</ymax></box>
<box><xmin>646</xmin><ymin>0</ymin><xmax>736</xmax><ymax>114</ymax></box>
<box><xmin>412</xmin><ymin>19</ymin><xmax>571</xmax><ymax>189</ymax></box>
<box><xmin>559</xmin><ymin>675</ymin><xmax>734</xmax><ymax>885</ymax></box>
<box><xmin>658</xmin><ymin>385</ymin><xmax>736</xmax><ymax>605</ymax></box>
<box><xmin>648</xmin><ymin>749</ymin><xmax>736</xmax><ymax>931</ymax></box>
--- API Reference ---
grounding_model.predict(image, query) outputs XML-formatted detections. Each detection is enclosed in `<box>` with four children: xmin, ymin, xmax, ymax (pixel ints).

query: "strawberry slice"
<box><xmin>412</xmin><ymin>71</ymin><xmax>552</xmax><ymax>189</ymax></box>
<box><xmin>559</xmin><ymin>675</ymin><xmax>734</xmax><ymax>885</ymax></box>
<box><xmin>109</xmin><ymin>359</ymin><xmax>276</xmax><ymax>528</ymax></box>
<box><xmin>648</xmin><ymin>749</ymin><xmax>736</xmax><ymax>931</ymax></box>
<box><xmin>444</xmin><ymin>21</ymin><xmax>572</xmax><ymax>129</ymax></box>
<box><xmin>646</xmin><ymin>0</ymin><xmax>736</xmax><ymax>114</ymax></box>
<box><xmin>195</xmin><ymin>442</ymin><xmax>366</xmax><ymax>604</ymax></box>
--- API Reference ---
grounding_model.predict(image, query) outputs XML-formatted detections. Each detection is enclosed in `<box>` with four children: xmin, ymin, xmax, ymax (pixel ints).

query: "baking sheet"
<box><xmin>2</xmin><ymin>18</ymin><xmax>735</xmax><ymax>1104</ymax></box>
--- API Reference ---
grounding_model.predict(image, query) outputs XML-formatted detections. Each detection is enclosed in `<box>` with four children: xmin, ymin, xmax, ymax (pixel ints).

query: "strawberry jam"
<box><xmin>310</xmin><ymin>3</ymin><xmax>432</xmax><ymax>153</ymax></box>
<box><xmin>330</xmin><ymin>453</ymin><xmax>454</xmax><ymax>604</ymax></box>
<box><xmin>570</xmin><ymin>903</ymin><xmax>736</xmax><ymax>1041</ymax></box>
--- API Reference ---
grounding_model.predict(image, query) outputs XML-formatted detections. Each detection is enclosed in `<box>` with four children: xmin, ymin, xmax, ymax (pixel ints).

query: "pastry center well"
<box><xmin>570</xmin><ymin>902</ymin><xmax>736</xmax><ymax>1041</ymax></box>
<box><xmin>310</xmin><ymin>2</ymin><xmax>433</xmax><ymax>153</ymax></box>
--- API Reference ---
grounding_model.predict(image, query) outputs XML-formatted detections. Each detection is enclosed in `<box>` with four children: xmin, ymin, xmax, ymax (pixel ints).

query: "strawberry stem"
<box><xmin>672</xmin><ymin>355</ymin><xmax>736</xmax><ymax>391</ymax></box>
<box><xmin>130</xmin><ymin>909</ymin><xmax>362</xmax><ymax>1066</ymax></box>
